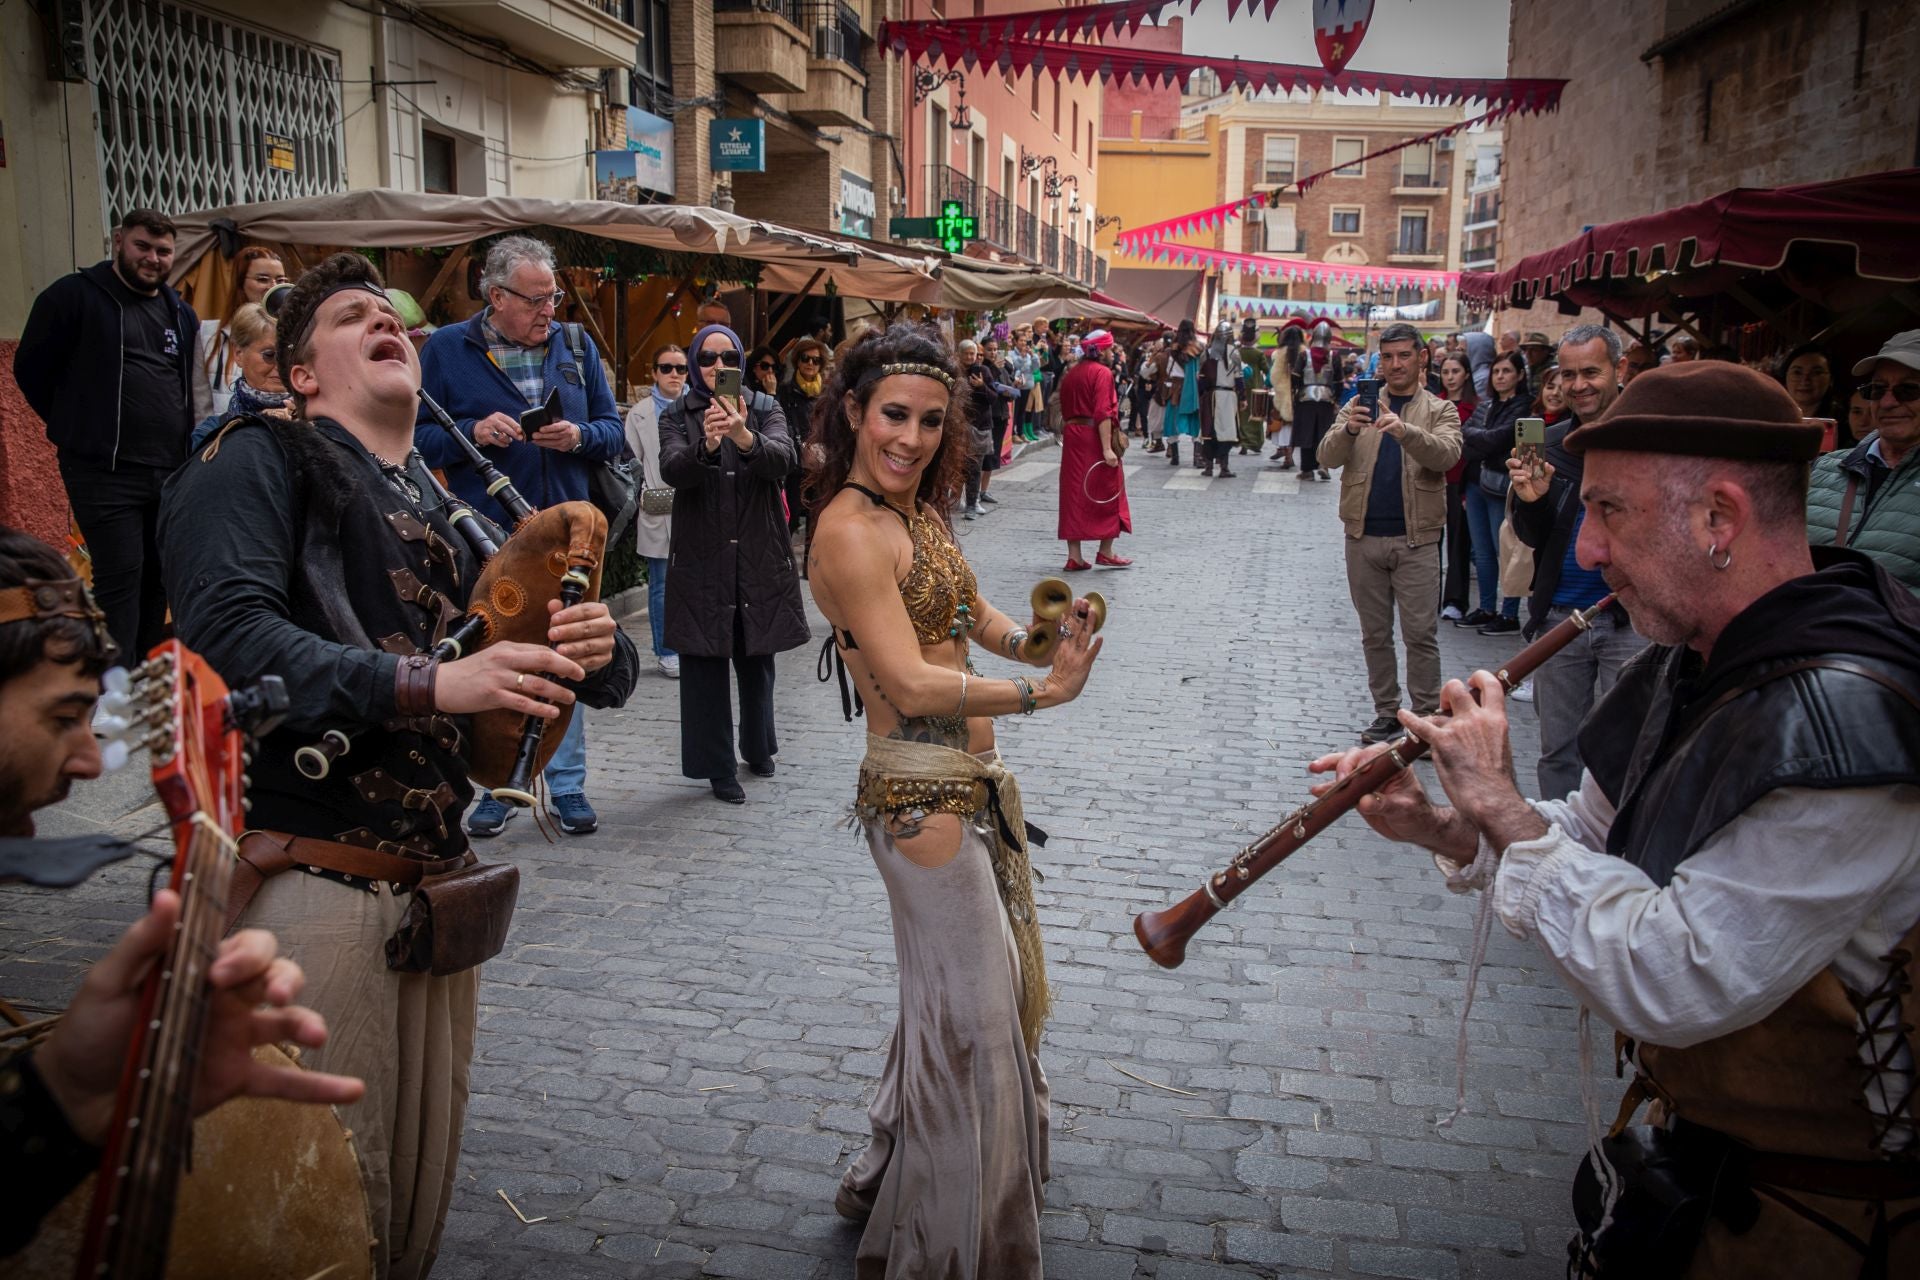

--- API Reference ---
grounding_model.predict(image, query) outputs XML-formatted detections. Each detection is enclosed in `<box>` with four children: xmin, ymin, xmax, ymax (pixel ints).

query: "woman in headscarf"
<box><xmin>1162</xmin><ymin>320</ymin><xmax>1202</xmax><ymax>466</ymax></box>
<box><xmin>1057</xmin><ymin>329</ymin><xmax>1132</xmax><ymax>569</ymax></box>
<box><xmin>659</xmin><ymin>322</ymin><xmax>810</xmax><ymax>803</ymax></box>
<box><xmin>778</xmin><ymin>337</ymin><xmax>829</xmax><ymax>534</ymax></box>
<box><xmin>622</xmin><ymin>342</ymin><xmax>688</xmax><ymax>678</ymax></box>
<box><xmin>805</xmin><ymin>323</ymin><xmax>1104</xmax><ymax>1280</ymax></box>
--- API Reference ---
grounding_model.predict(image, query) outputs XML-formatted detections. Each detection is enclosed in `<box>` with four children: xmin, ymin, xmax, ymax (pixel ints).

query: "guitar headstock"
<box><xmin>95</xmin><ymin>643</ymin><xmax>288</xmax><ymax>838</ymax></box>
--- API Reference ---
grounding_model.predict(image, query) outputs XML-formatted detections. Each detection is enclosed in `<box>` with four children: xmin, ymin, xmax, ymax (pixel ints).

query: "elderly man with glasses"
<box><xmin>416</xmin><ymin>234</ymin><xmax>626</xmax><ymax>840</ymax></box>
<box><xmin>1807</xmin><ymin>330</ymin><xmax>1920</xmax><ymax>594</ymax></box>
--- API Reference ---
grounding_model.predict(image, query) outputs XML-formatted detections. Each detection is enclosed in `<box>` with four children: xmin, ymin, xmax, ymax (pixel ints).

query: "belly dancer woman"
<box><xmin>805</xmin><ymin>324</ymin><xmax>1105</xmax><ymax>1279</ymax></box>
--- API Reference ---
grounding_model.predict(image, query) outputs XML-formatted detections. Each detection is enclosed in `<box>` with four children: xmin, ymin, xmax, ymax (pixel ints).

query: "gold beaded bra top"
<box><xmin>844</xmin><ymin>483</ymin><xmax>978</xmax><ymax>645</ymax></box>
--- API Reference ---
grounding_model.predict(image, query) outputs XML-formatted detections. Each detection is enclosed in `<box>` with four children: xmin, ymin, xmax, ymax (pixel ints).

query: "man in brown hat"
<box><xmin>1309</xmin><ymin>360</ymin><xmax>1920</xmax><ymax>1276</ymax></box>
<box><xmin>1519</xmin><ymin>330</ymin><xmax>1555</xmax><ymax>401</ymax></box>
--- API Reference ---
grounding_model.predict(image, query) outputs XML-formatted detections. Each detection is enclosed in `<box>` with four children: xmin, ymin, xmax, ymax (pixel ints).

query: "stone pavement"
<box><xmin>2</xmin><ymin>440</ymin><xmax>1622</xmax><ymax>1278</ymax></box>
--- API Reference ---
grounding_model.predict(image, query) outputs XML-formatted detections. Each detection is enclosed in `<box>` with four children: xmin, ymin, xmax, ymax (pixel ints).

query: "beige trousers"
<box><xmin>238</xmin><ymin>870</ymin><xmax>479</xmax><ymax>1280</ymax></box>
<box><xmin>1344</xmin><ymin>533</ymin><xmax>1443</xmax><ymax>717</ymax></box>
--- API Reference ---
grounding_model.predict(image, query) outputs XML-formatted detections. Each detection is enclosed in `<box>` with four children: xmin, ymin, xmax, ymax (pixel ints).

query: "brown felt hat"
<box><xmin>1564</xmin><ymin>361</ymin><xmax>1826</xmax><ymax>461</ymax></box>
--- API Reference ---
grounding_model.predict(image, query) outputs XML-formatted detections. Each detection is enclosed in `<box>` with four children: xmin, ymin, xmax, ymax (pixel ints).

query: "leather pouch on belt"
<box><xmin>384</xmin><ymin>860</ymin><xmax>521</xmax><ymax>976</ymax></box>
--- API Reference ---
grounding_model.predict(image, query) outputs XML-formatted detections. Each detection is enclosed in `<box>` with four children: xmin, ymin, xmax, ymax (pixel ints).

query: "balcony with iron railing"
<box><xmin>786</xmin><ymin>0</ymin><xmax>866</xmax><ymax>124</ymax></box>
<box><xmin>713</xmin><ymin>0</ymin><xmax>809</xmax><ymax>93</ymax></box>
<box><xmin>1390</xmin><ymin>230</ymin><xmax>1445</xmax><ymax>264</ymax></box>
<box><xmin>415</xmin><ymin>0</ymin><xmax>639</xmax><ymax>67</ymax></box>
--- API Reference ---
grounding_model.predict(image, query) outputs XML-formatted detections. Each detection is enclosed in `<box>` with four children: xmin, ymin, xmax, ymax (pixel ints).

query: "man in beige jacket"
<box><xmin>1319</xmin><ymin>323</ymin><xmax>1463</xmax><ymax>742</ymax></box>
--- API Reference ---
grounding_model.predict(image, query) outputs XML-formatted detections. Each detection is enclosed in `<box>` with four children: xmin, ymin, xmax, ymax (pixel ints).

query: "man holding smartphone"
<box><xmin>1319</xmin><ymin>323</ymin><xmax>1463</xmax><ymax>743</ymax></box>
<box><xmin>1507</xmin><ymin>324</ymin><xmax>1644</xmax><ymax>799</ymax></box>
<box><xmin>416</xmin><ymin>236</ymin><xmax>626</xmax><ymax>839</ymax></box>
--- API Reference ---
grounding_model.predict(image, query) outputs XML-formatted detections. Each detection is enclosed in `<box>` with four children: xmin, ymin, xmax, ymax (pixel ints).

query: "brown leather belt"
<box><xmin>225</xmin><ymin>830</ymin><xmax>474</xmax><ymax>933</ymax></box>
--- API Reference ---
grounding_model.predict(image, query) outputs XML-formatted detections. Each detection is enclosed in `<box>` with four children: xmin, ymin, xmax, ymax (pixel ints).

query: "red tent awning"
<box><xmin>1461</xmin><ymin>169</ymin><xmax>1920</xmax><ymax>315</ymax></box>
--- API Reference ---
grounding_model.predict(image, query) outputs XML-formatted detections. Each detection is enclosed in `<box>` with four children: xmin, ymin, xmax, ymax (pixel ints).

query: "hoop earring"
<box><xmin>1708</xmin><ymin>542</ymin><xmax>1733</xmax><ymax>571</ymax></box>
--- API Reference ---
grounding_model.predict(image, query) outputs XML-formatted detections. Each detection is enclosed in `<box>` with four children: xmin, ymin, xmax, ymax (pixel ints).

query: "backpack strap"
<box><xmin>563</xmin><ymin>322</ymin><xmax>587</xmax><ymax>372</ymax></box>
<box><xmin>1833</xmin><ymin>472</ymin><xmax>1862</xmax><ymax>548</ymax></box>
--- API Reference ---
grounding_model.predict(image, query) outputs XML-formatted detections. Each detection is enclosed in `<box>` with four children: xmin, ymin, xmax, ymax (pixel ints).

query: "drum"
<box><xmin>1248</xmin><ymin>388</ymin><xmax>1274</xmax><ymax>421</ymax></box>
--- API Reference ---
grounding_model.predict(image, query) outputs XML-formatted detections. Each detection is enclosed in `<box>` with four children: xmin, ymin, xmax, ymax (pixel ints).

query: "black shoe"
<box><xmin>711</xmin><ymin>776</ymin><xmax>746</xmax><ymax>804</ymax></box>
<box><xmin>1201</xmin><ymin>463</ymin><xmax>1214</xmax><ymax>477</ymax></box>
<box><xmin>1277</xmin><ymin>457</ymin><xmax>1295</xmax><ymax>470</ymax></box>
<box><xmin>1360</xmin><ymin>714</ymin><xmax>1402</xmax><ymax>745</ymax></box>
<box><xmin>1218</xmin><ymin>466</ymin><xmax>1235</xmax><ymax>478</ymax></box>
<box><xmin>1457</xmin><ymin>608</ymin><xmax>1495</xmax><ymax>628</ymax></box>
<box><xmin>1478</xmin><ymin>615</ymin><xmax>1521</xmax><ymax>635</ymax></box>
<box><xmin>747</xmin><ymin>759</ymin><xmax>776</xmax><ymax>777</ymax></box>
<box><xmin>980</xmin><ymin>493</ymin><xmax>998</xmax><ymax>505</ymax></box>
<box><xmin>1167</xmin><ymin>444</ymin><xmax>1180</xmax><ymax>465</ymax></box>
<box><xmin>1316</xmin><ymin>469</ymin><xmax>1331</xmax><ymax>481</ymax></box>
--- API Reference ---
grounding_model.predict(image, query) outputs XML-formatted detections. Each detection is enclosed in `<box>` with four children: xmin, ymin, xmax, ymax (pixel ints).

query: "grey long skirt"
<box><xmin>838</xmin><ymin>814</ymin><xmax>1050</xmax><ymax>1279</ymax></box>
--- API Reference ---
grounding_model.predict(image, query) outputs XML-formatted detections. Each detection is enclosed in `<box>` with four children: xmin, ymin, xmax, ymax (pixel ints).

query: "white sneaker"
<box><xmin>1440</xmin><ymin>604</ymin><xmax>1463</xmax><ymax>621</ymax></box>
<box><xmin>1511</xmin><ymin>677</ymin><xmax>1534</xmax><ymax>703</ymax></box>
<box><xmin>658</xmin><ymin>655</ymin><xmax>680</xmax><ymax>678</ymax></box>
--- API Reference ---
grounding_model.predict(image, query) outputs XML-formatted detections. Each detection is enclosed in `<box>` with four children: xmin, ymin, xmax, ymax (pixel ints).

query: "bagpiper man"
<box><xmin>159</xmin><ymin>253</ymin><xmax>638</xmax><ymax>1279</ymax></box>
<box><xmin>1310</xmin><ymin>361</ymin><xmax>1920</xmax><ymax>1278</ymax></box>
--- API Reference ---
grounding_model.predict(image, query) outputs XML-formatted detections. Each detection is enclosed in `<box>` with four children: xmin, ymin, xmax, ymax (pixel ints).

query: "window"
<box><xmin>88</xmin><ymin>0</ymin><xmax>346</xmax><ymax>214</ymax></box>
<box><xmin>1258</xmin><ymin>281</ymin><xmax>1290</xmax><ymax>300</ymax></box>
<box><xmin>1071</xmin><ymin>102</ymin><xmax>1079</xmax><ymax>153</ymax></box>
<box><xmin>1399</xmin><ymin>141</ymin><xmax>1434</xmax><ymax>187</ymax></box>
<box><xmin>422</xmin><ymin>130</ymin><xmax>456</xmax><ymax>195</ymax></box>
<box><xmin>628</xmin><ymin>0</ymin><xmax>674</xmax><ymax>115</ymax></box>
<box><xmin>1031</xmin><ymin>73</ymin><xmax>1040</xmax><ymax>115</ymax></box>
<box><xmin>1397</xmin><ymin>210</ymin><xmax>1430</xmax><ymax>255</ymax></box>
<box><xmin>1052</xmin><ymin>81</ymin><xmax>1061</xmax><ymax>134</ymax></box>
<box><xmin>1261</xmin><ymin>135</ymin><xmax>1296</xmax><ymax>186</ymax></box>
<box><xmin>1332</xmin><ymin>136</ymin><xmax>1366</xmax><ymax>177</ymax></box>
<box><xmin>1263</xmin><ymin>205</ymin><xmax>1298</xmax><ymax>254</ymax></box>
<box><xmin>1394</xmin><ymin>286</ymin><xmax>1424</xmax><ymax>308</ymax></box>
<box><xmin>1330</xmin><ymin>206</ymin><xmax>1362</xmax><ymax>235</ymax></box>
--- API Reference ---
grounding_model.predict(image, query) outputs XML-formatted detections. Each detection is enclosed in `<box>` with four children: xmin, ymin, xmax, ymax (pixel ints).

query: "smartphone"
<box><xmin>1515</xmin><ymin>416</ymin><xmax>1547</xmax><ymax>473</ymax></box>
<box><xmin>1354</xmin><ymin>377</ymin><xmax>1382</xmax><ymax>418</ymax></box>
<box><xmin>714</xmin><ymin>367</ymin><xmax>744</xmax><ymax>403</ymax></box>
<box><xmin>519</xmin><ymin>387</ymin><xmax>561</xmax><ymax>437</ymax></box>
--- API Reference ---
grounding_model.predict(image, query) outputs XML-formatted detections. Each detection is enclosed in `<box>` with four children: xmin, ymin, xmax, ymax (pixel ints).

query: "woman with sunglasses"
<box><xmin>622</xmin><ymin>344</ymin><xmax>688</xmax><ymax>678</ymax></box>
<box><xmin>659</xmin><ymin>323</ymin><xmax>810</xmax><ymax>803</ymax></box>
<box><xmin>777</xmin><ymin>339</ymin><xmax>829</xmax><ymax>535</ymax></box>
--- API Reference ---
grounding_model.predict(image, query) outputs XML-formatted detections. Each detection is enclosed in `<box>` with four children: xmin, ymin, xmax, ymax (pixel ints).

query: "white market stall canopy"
<box><xmin>169</xmin><ymin>189</ymin><xmax>1090</xmax><ymax>311</ymax></box>
<box><xmin>1008</xmin><ymin>293</ymin><xmax>1159</xmax><ymax>328</ymax></box>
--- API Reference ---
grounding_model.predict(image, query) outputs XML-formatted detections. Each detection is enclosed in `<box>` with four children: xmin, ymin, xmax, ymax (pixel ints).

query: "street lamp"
<box><xmin>1345</xmin><ymin>282</ymin><xmax>1380</xmax><ymax>355</ymax></box>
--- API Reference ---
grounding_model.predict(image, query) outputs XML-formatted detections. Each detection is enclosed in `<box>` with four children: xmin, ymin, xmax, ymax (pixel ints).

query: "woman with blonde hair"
<box><xmin>196</xmin><ymin>246</ymin><xmax>287</xmax><ymax>416</ymax></box>
<box><xmin>189</xmin><ymin>303</ymin><xmax>290</xmax><ymax>449</ymax></box>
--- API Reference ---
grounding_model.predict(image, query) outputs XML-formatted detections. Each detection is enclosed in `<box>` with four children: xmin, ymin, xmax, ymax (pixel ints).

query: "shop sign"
<box><xmin>839</xmin><ymin>171</ymin><xmax>875</xmax><ymax>237</ymax></box>
<box><xmin>709</xmin><ymin>118</ymin><xmax>765</xmax><ymax>173</ymax></box>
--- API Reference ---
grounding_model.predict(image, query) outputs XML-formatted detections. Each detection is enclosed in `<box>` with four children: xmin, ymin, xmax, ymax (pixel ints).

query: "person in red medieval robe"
<box><xmin>1056</xmin><ymin>329</ymin><xmax>1132</xmax><ymax>570</ymax></box>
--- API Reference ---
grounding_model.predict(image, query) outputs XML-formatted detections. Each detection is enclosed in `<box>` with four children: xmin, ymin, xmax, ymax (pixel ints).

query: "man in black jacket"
<box><xmin>15</xmin><ymin>209</ymin><xmax>202</xmax><ymax>660</ymax></box>
<box><xmin>1508</xmin><ymin>324</ymin><xmax>1645</xmax><ymax>799</ymax></box>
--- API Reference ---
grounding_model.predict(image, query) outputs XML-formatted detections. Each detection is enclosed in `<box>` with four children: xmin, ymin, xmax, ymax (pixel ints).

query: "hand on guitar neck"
<box><xmin>35</xmin><ymin>889</ymin><xmax>364</xmax><ymax>1146</ymax></box>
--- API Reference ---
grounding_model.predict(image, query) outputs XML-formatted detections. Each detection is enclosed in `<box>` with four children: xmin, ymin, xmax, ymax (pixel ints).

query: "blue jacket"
<box><xmin>414</xmin><ymin>313</ymin><xmax>624</xmax><ymax>525</ymax></box>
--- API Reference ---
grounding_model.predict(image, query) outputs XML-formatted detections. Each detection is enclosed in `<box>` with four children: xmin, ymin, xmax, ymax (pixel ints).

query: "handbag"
<box><xmin>384</xmin><ymin>860</ymin><xmax>522</xmax><ymax>976</ymax></box>
<box><xmin>556</xmin><ymin>324</ymin><xmax>640</xmax><ymax>540</ymax></box>
<box><xmin>640</xmin><ymin>485</ymin><xmax>675</xmax><ymax>516</ymax></box>
<box><xmin>1478</xmin><ymin>458</ymin><xmax>1512</xmax><ymax>500</ymax></box>
<box><xmin>1499</xmin><ymin>491</ymin><xmax>1536</xmax><ymax>599</ymax></box>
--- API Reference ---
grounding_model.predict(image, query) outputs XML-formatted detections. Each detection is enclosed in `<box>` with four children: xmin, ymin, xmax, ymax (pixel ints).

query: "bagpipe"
<box><xmin>293</xmin><ymin>388</ymin><xmax>607</xmax><ymax>809</ymax></box>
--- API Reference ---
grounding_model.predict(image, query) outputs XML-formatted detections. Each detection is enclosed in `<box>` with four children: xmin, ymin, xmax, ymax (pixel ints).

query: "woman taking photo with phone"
<box><xmin>806</xmin><ymin>324</ymin><xmax>1103</xmax><ymax>1279</ymax></box>
<box><xmin>1456</xmin><ymin>350</ymin><xmax>1528</xmax><ymax>633</ymax></box>
<box><xmin>659</xmin><ymin>322</ymin><xmax>809</xmax><ymax>803</ymax></box>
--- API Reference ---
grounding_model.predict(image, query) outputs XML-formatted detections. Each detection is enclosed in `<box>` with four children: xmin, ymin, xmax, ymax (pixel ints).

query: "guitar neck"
<box><xmin>75</xmin><ymin>820</ymin><xmax>236</xmax><ymax>1280</ymax></box>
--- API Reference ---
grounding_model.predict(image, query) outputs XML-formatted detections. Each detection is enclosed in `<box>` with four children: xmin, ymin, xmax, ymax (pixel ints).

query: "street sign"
<box><xmin>891</xmin><ymin>200</ymin><xmax>977</xmax><ymax>253</ymax></box>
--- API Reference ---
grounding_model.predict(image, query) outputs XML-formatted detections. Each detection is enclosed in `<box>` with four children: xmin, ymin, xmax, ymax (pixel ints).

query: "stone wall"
<box><xmin>1497</xmin><ymin>0</ymin><xmax>1920</xmax><ymax>338</ymax></box>
<box><xmin>0</xmin><ymin>342</ymin><xmax>68</xmax><ymax>547</ymax></box>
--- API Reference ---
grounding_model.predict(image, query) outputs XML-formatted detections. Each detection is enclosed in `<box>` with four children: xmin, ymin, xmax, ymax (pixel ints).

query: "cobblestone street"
<box><xmin>5</xmin><ymin>442</ymin><xmax>1621</xmax><ymax>1279</ymax></box>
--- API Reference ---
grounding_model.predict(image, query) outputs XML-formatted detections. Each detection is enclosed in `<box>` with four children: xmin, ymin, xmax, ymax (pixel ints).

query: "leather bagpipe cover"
<box><xmin>464</xmin><ymin>500</ymin><xmax>608</xmax><ymax>789</ymax></box>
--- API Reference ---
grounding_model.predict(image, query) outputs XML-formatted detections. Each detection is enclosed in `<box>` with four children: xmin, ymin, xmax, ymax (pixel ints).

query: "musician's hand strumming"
<box><xmin>436</xmin><ymin>642</ymin><xmax>583</xmax><ymax>718</ymax></box>
<box><xmin>548</xmin><ymin>597</ymin><xmax>619</xmax><ymax>674</ymax></box>
<box><xmin>1397</xmin><ymin>672</ymin><xmax>1549</xmax><ymax>854</ymax></box>
<box><xmin>35</xmin><ymin>890</ymin><xmax>365</xmax><ymax>1145</ymax></box>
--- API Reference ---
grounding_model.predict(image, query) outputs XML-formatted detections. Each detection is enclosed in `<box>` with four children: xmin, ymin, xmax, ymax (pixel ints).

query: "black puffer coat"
<box><xmin>1459</xmin><ymin>391</ymin><xmax>1527</xmax><ymax>488</ymax></box>
<box><xmin>659</xmin><ymin>385</ymin><xmax>810</xmax><ymax>658</ymax></box>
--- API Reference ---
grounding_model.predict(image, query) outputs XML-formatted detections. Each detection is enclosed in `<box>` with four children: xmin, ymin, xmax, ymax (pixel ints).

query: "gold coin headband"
<box><xmin>0</xmin><ymin>577</ymin><xmax>114</xmax><ymax>653</ymax></box>
<box><xmin>857</xmin><ymin>361</ymin><xmax>956</xmax><ymax>392</ymax></box>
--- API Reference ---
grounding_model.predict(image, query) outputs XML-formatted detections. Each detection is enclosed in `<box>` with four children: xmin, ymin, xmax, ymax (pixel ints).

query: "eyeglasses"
<box><xmin>797</xmin><ymin>353</ymin><xmax>822</xmax><ymax>365</ymax></box>
<box><xmin>655</xmin><ymin>362</ymin><xmax>688</xmax><ymax>375</ymax></box>
<box><xmin>696</xmin><ymin>349</ymin><xmax>742</xmax><ymax>368</ymax></box>
<box><xmin>496</xmin><ymin>285</ymin><xmax>566</xmax><ymax>309</ymax></box>
<box><xmin>1862</xmin><ymin>381</ymin><xmax>1920</xmax><ymax>404</ymax></box>
<box><xmin>754</xmin><ymin>360</ymin><xmax>776</xmax><ymax>371</ymax></box>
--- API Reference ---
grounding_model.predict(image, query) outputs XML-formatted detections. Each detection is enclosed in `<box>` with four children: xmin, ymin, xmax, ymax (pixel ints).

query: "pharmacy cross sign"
<box><xmin>933</xmin><ymin>199</ymin><xmax>976</xmax><ymax>253</ymax></box>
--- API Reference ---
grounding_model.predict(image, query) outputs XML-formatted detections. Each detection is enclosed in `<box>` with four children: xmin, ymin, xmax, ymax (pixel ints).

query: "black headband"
<box><xmin>279</xmin><ymin>280</ymin><xmax>392</xmax><ymax>346</ymax></box>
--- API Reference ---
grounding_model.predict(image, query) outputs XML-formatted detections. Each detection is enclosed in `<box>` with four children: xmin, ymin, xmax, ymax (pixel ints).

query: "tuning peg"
<box><xmin>102</xmin><ymin>667</ymin><xmax>131</xmax><ymax>696</ymax></box>
<box><xmin>100</xmin><ymin>739</ymin><xmax>131</xmax><ymax>772</ymax></box>
<box><xmin>93</xmin><ymin>713</ymin><xmax>130</xmax><ymax>739</ymax></box>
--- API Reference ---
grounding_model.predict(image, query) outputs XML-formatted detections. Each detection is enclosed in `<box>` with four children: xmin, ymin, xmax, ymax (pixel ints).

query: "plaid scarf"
<box><xmin>480</xmin><ymin>309</ymin><xmax>550</xmax><ymax>408</ymax></box>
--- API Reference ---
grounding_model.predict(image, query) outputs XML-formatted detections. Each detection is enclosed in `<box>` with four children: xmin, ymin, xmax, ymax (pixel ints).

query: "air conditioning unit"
<box><xmin>604</xmin><ymin>67</ymin><xmax>631</xmax><ymax>110</ymax></box>
<box><xmin>1436</xmin><ymin>137</ymin><xmax>1455</xmax><ymax>152</ymax></box>
<box><xmin>813</xmin><ymin>25</ymin><xmax>844</xmax><ymax>60</ymax></box>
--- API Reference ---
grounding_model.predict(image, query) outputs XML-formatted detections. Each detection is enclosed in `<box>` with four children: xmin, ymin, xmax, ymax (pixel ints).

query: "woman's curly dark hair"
<box><xmin>802</xmin><ymin>322</ymin><xmax>973</xmax><ymax>520</ymax></box>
